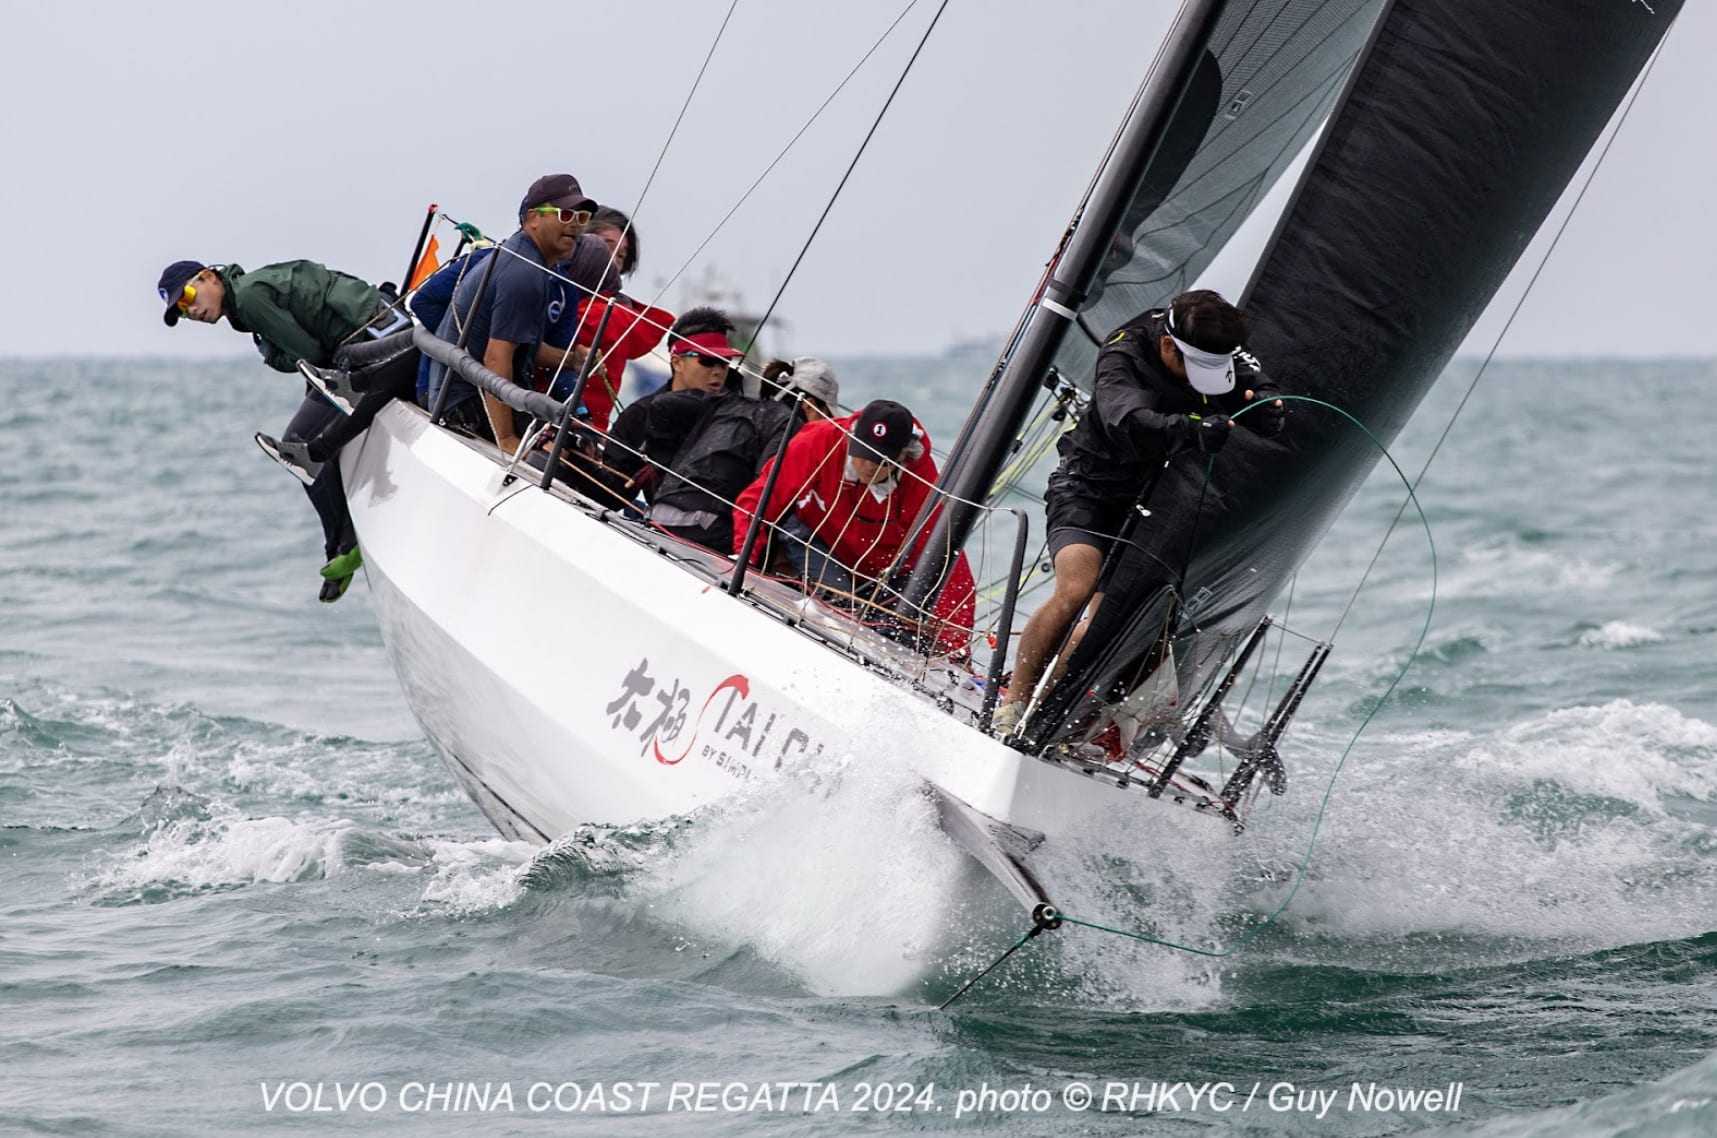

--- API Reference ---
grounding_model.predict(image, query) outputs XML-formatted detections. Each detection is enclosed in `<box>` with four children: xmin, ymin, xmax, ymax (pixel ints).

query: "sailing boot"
<box><xmin>320</xmin><ymin>545</ymin><xmax>363</xmax><ymax>580</ymax></box>
<box><xmin>318</xmin><ymin>545</ymin><xmax>362</xmax><ymax>603</ymax></box>
<box><xmin>298</xmin><ymin>360</ymin><xmax>360</xmax><ymax>415</ymax></box>
<box><xmin>254</xmin><ymin>433</ymin><xmax>323</xmax><ymax>487</ymax></box>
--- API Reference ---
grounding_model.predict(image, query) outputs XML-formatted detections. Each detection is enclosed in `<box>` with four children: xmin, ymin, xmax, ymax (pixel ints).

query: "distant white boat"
<box><xmin>941</xmin><ymin>333</ymin><xmax>1006</xmax><ymax>362</ymax></box>
<box><xmin>624</xmin><ymin>266</ymin><xmax>787</xmax><ymax>400</ymax></box>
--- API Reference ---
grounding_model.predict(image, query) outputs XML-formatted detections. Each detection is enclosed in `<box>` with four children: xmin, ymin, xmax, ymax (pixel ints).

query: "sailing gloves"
<box><xmin>1185</xmin><ymin>412</ymin><xmax>1232</xmax><ymax>454</ymax></box>
<box><xmin>1177</xmin><ymin>386</ymin><xmax>1290</xmax><ymax>455</ymax></box>
<box><xmin>1247</xmin><ymin>394</ymin><xmax>1287</xmax><ymax>437</ymax></box>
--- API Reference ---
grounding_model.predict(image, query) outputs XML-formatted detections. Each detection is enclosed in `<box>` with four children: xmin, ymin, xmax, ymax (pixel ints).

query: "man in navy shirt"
<box><xmin>425</xmin><ymin>173</ymin><xmax>598</xmax><ymax>453</ymax></box>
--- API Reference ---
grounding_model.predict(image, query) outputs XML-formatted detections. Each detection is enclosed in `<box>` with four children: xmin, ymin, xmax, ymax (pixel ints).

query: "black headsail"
<box><xmin>901</xmin><ymin>0</ymin><xmax>1389</xmax><ymax>610</ymax></box>
<box><xmin>1031</xmin><ymin>0</ymin><xmax>1682</xmax><ymax>744</ymax></box>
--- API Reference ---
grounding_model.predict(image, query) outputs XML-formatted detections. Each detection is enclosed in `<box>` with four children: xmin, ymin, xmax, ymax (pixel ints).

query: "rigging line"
<box><xmin>609</xmin><ymin>0</ymin><xmax>742</xmax><ymax>280</ymax></box>
<box><xmin>1167</xmin><ymin>443</ymin><xmax>1219</xmax><ymax>602</ymax></box>
<box><xmin>1037</xmin><ymin>393</ymin><xmax>1437</xmax><ymax>962</ymax></box>
<box><xmin>976</xmin><ymin>533</ymin><xmax>1051</xmax><ymax>609</ymax></box>
<box><xmin>1262</xmin><ymin>572</ymin><xmax>1296</xmax><ymax>713</ymax></box>
<box><xmin>746</xmin><ymin>0</ymin><xmax>952</xmax><ymax>350</ymax></box>
<box><xmin>636</xmin><ymin>0</ymin><xmax>925</xmax><ymax>318</ymax></box>
<box><xmin>548</xmin><ymin>2</ymin><xmax>742</xmax><ymax>384</ymax></box>
<box><xmin>1326</xmin><ymin>27</ymin><xmax>1674</xmax><ymax>641</ymax></box>
<box><xmin>936</xmin><ymin>922</ymin><xmax>1047</xmax><ymax>1011</ymax></box>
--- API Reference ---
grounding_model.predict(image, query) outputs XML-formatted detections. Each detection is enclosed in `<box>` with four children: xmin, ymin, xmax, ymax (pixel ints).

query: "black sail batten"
<box><xmin>1035</xmin><ymin>0</ymin><xmax>1681</xmax><ymax>745</ymax></box>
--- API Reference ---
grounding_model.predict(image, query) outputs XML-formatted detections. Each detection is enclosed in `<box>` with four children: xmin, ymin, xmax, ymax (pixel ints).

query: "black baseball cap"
<box><xmin>848</xmin><ymin>399</ymin><xmax>915</xmax><ymax>462</ymax></box>
<box><xmin>158</xmin><ymin>260</ymin><xmax>206</xmax><ymax>327</ymax></box>
<box><xmin>519</xmin><ymin>173</ymin><xmax>598</xmax><ymax>218</ymax></box>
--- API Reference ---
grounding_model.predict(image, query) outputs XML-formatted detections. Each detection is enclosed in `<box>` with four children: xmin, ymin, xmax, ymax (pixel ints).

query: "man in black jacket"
<box><xmin>996</xmin><ymin>289</ymin><xmax>1285</xmax><ymax>731</ymax></box>
<box><xmin>599</xmin><ymin>306</ymin><xmax>743</xmax><ymax>505</ymax></box>
<box><xmin>647</xmin><ymin>356</ymin><xmax>840</xmax><ymax>551</ymax></box>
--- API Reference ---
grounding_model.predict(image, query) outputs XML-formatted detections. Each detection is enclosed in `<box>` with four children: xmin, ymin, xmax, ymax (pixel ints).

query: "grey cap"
<box><xmin>780</xmin><ymin>356</ymin><xmax>839</xmax><ymax>407</ymax></box>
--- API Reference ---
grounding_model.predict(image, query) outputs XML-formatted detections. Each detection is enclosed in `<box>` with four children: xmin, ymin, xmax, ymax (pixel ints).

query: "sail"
<box><xmin>1049</xmin><ymin>0</ymin><xmax>1388</xmax><ymax>387</ymax></box>
<box><xmin>905</xmin><ymin>0</ymin><xmax>1387</xmax><ymax>610</ymax></box>
<box><xmin>1033</xmin><ymin>0</ymin><xmax>1682</xmax><ymax>743</ymax></box>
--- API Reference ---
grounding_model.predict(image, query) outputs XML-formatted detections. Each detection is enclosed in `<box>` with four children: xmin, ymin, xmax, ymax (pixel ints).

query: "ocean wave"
<box><xmin>407</xmin><ymin>836</ymin><xmax>537</xmax><ymax>915</ymax></box>
<box><xmin>1448</xmin><ymin>541</ymin><xmax>1622</xmax><ymax>595</ymax></box>
<box><xmin>521</xmin><ymin>816</ymin><xmax>694</xmax><ymax>894</ymax></box>
<box><xmin>1419</xmin><ymin>1049</ymin><xmax>1717</xmax><ymax>1137</ymax></box>
<box><xmin>1575</xmin><ymin>619</ymin><xmax>1666</xmax><ymax>649</ymax></box>
<box><xmin>636</xmin><ymin>740</ymin><xmax>972</xmax><ymax>999</ymax></box>
<box><xmin>78</xmin><ymin>806</ymin><xmax>357</xmax><ymax>904</ymax></box>
<box><xmin>75</xmin><ymin>785</ymin><xmax>534</xmax><ymax>912</ymax></box>
<box><xmin>1249</xmin><ymin>700</ymin><xmax>1717</xmax><ymax>951</ymax></box>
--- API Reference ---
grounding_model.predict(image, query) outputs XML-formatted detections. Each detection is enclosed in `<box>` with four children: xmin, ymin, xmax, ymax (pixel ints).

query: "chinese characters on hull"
<box><xmin>606</xmin><ymin>659</ymin><xmax>824</xmax><ymax>779</ymax></box>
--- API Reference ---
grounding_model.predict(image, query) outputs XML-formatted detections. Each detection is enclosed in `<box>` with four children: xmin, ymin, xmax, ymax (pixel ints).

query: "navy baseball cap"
<box><xmin>848</xmin><ymin>399</ymin><xmax>915</xmax><ymax>462</ymax></box>
<box><xmin>519</xmin><ymin>173</ymin><xmax>598</xmax><ymax>218</ymax></box>
<box><xmin>158</xmin><ymin>260</ymin><xmax>205</xmax><ymax>326</ymax></box>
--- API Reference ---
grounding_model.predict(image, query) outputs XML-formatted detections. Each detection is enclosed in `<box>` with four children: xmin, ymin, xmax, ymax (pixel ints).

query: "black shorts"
<box><xmin>1044</xmin><ymin>475</ymin><xmax>1135</xmax><ymax>559</ymax></box>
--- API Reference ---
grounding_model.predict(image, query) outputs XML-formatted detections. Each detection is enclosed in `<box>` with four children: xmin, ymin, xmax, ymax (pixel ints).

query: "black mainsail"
<box><xmin>1030</xmin><ymin>0</ymin><xmax>1683</xmax><ymax>745</ymax></box>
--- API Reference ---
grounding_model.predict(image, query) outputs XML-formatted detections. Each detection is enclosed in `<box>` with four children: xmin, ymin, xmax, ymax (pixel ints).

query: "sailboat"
<box><xmin>337</xmin><ymin>0</ymin><xmax>1681</xmax><ymax>968</ymax></box>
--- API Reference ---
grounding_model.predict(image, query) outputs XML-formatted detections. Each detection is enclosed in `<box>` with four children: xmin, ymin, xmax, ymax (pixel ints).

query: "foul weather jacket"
<box><xmin>218</xmin><ymin>262</ymin><xmax>383</xmax><ymax>374</ymax></box>
<box><xmin>1054</xmin><ymin>308</ymin><xmax>1281</xmax><ymax>504</ymax></box>
<box><xmin>731</xmin><ymin>412</ymin><xmax>938</xmax><ymax>581</ymax></box>
<box><xmin>652</xmin><ymin>391</ymin><xmax>801</xmax><ymax>548</ymax></box>
<box><xmin>543</xmin><ymin>293</ymin><xmax>674</xmax><ymax>430</ymax></box>
<box><xmin>732</xmin><ymin>412</ymin><xmax>978</xmax><ymax>656</ymax></box>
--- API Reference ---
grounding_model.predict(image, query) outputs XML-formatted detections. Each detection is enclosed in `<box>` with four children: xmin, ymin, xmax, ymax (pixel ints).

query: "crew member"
<box><xmin>538</xmin><ymin>207</ymin><xmax>668</xmax><ymax>431</ymax></box>
<box><xmin>422</xmin><ymin>173</ymin><xmax>600</xmax><ymax>454</ymax></box>
<box><xmin>647</xmin><ymin>357</ymin><xmax>840</xmax><ymax>551</ymax></box>
<box><xmin>156</xmin><ymin>256</ymin><xmax>396</xmax><ymax>601</ymax></box>
<box><xmin>996</xmin><ymin>288</ymin><xmax>1286</xmax><ymax>731</ymax></box>
<box><xmin>600</xmin><ymin>307</ymin><xmax>741</xmax><ymax>504</ymax></box>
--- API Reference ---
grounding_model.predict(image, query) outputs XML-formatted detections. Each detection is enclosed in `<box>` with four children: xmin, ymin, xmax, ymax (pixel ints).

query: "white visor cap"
<box><xmin>1167</xmin><ymin>308</ymin><xmax>1237</xmax><ymax>395</ymax></box>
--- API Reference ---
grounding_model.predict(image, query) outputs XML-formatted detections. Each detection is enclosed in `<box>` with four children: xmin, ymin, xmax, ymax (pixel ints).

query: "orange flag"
<box><xmin>407</xmin><ymin>235</ymin><xmax>442</xmax><ymax>290</ymax></box>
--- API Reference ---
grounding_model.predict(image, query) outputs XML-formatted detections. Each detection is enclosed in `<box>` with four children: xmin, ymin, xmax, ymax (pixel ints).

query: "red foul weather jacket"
<box><xmin>732</xmin><ymin>413</ymin><xmax>977</xmax><ymax>656</ymax></box>
<box><xmin>536</xmin><ymin>294</ymin><xmax>673</xmax><ymax>430</ymax></box>
<box><xmin>732</xmin><ymin>414</ymin><xmax>936</xmax><ymax>580</ymax></box>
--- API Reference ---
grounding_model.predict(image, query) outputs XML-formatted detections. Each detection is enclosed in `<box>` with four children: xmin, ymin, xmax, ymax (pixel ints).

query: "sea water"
<box><xmin>3</xmin><ymin>356</ymin><xmax>1715</xmax><ymax>1136</ymax></box>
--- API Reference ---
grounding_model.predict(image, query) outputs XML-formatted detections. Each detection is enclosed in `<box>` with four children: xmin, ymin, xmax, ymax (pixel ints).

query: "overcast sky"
<box><xmin>3</xmin><ymin>0</ymin><xmax>1709</xmax><ymax>360</ymax></box>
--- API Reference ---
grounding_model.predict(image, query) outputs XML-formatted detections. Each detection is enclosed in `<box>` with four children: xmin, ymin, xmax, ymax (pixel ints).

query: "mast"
<box><xmin>900</xmin><ymin>0</ymin><xmax>1229</xmax><ymax>610</ymax></box>
<box><xmin>1033</xmin><ymin>0</ymin><xmax>1681</xmax><ymax>744</ymax></box>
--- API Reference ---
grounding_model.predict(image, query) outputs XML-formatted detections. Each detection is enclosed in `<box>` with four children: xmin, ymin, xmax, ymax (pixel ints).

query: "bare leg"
<box><xmin>1004</xmin><ymin>541</ymin><xmax>1103</xmax><ymax>715</ymax></box>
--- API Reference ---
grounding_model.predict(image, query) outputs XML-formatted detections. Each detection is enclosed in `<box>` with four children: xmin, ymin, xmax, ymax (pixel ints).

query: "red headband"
<box><xmin>673</xmin><ymin>331</ymin><xmax>742</xmax><ymax>358</ymax></box>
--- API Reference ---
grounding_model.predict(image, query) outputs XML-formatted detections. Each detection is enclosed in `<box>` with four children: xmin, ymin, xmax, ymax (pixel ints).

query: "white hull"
<box><xmin>342</xmin><ymin>403</ymin><xmax>1146</xmax><ymax>846</ymax></box>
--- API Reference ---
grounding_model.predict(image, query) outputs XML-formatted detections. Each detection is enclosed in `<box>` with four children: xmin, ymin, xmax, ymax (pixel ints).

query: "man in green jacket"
<box><xmin>159</xmin><ymin>259</ymin><xmax>395</xmax><ymax>601</ymax></box>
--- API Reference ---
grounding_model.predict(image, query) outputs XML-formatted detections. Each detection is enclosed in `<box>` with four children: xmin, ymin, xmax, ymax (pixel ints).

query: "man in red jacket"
<box><xmin>733</xmin><ymin>400</ymin><xmax>929</xmax><ymax>598</ymax></box>
<box><xmin>733</xmin><ymin>398</ymin><xmax>977</xmax><ymax>655</ymax></box>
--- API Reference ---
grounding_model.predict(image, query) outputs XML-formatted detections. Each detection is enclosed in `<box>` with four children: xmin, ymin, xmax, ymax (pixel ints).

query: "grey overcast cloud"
<box><xmin>3</xmin><ymin>0</ymin><xmax>1709</xmax><ymax>361</ymax></box>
